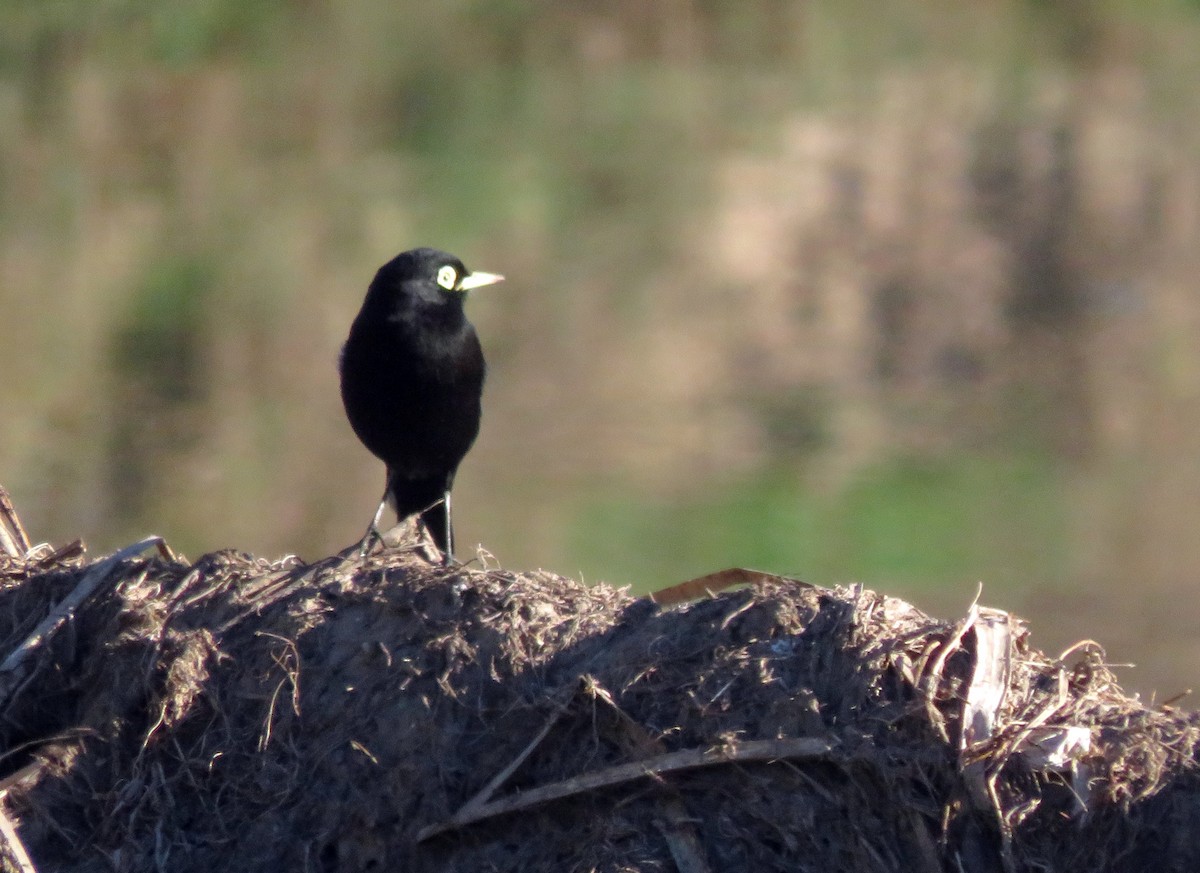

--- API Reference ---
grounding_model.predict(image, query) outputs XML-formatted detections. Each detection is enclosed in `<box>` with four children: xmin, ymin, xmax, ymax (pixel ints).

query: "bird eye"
<box><xmin>436</xmin><ymin>265</ymin><xmax>458</xmax><ymax>290</ymax></box>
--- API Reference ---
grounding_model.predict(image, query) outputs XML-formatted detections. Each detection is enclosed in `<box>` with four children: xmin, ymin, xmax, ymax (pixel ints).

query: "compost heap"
<box><xmin>0</xmin><ymin>527</ymin><xmax>1198</xmax><ymax>872</ymax></box>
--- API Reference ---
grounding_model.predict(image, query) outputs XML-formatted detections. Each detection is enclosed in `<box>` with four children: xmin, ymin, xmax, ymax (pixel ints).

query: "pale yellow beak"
<box><xmin>457</xmin><ymin>271</ymin><xmax>505</xmax><ymax>291</ymax></box>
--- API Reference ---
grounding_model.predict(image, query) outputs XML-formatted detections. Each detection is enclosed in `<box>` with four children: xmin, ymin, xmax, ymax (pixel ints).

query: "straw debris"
<box><xmin>0</xmin><ymin>487</ymin><xmax>1197</xmax><ymax>872</ymax></box>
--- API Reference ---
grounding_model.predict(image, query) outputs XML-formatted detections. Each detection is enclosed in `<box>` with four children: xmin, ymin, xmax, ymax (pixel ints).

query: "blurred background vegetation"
<box><xmin>2</xmin><ymin>0</ymin><xmax>1199</xmax><ymax>696</ymax></box>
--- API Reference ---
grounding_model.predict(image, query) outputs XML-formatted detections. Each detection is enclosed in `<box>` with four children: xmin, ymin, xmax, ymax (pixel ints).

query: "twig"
<box><xmin>0</xmin><ymin>763</ymin><xmax>44</xmax><ymax>797</ymax></box>
<box><xmin>584</xmin><ymin>675</ymin><xmax>717</xmax><ymax>872</ymax></box>
<box><xmin>919</xmin><ymin>606</ymin><xmax>980</xmax><ymax>744</ymax></box>
<box><xmin>649</xmin><ymin>567</ymin><xmax>811</xmax><ymax>607</ymax></box>
<box><xmin>454</xmin><ymin>704</ymin><xmax>569</xmax><ymax>818</ymax></box>
<box><xmin>0</xmin><ymin>801</ymin><xmax>37</xmax><ymax>873</ymax></box>
<box><xmin>0</xmin><ymin>524</ymin><xmax>17</xmax><ymax>560</ymax></box>
<box><xmin>0</xmin><ymin>536</ymin><xmax>164</xmax><ymax>713</ymax></box>
<box><xmin>32</xmin><ymin>540</ymin><xmax>85</xmax><ymax>568</ymax></box>
<box><xmin>154</xmin><ymin>539</ymin><xmax>177</xmax><ymax>563</ymax></box>
<box><xmin>0</xmin><ymin>487</ymin><xmax>31</xmax><ymax>557</ymax></box>
<box><xmin>417</xmin><ymin>736</ymin><xmax>835</xmax><ymax>842</ymax></box>
<box><xmin>655</xmin><ymin>795</ymin><xmax>712</xmax><ymax>873</ymax></box>
<box><xmin>215</xmin><ymin>560</ymin><xmax>328</xmax><ymax>636</ymax></box>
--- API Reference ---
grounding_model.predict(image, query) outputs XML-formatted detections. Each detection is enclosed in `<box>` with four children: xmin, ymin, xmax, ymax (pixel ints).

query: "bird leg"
<box><xmin>440</xmin><ymin>490</ymin><xmax>454</xmax><ymax>565</ymax></box>
<box><xmin>357</xmin><ymin>482</ymin><xmax>391</xmax><ymax>558</ymax></box>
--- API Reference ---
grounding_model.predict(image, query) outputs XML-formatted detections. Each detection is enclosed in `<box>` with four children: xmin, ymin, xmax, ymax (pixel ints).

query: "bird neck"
<box><xmin>388</xmin><ymin>295</ymin><xmax>468</xmax><ymax>336</ymax></box>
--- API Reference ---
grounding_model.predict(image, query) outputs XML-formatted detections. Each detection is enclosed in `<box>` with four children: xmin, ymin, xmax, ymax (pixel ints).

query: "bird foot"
<box><xmin>355</xmin><ymin>518</ymin><xmax>447</xmax><ymax>563</ymax></box>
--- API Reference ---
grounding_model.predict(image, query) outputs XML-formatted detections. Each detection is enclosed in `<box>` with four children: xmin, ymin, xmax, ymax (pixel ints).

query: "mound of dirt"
<box><xmin>0</xmin><ymin>499</ymin><xmax>1198</xmax><ymax>871</ymax></box>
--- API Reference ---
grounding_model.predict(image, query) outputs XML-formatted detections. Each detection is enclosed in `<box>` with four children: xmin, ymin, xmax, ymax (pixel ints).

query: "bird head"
<box><xmin>371</xmin><ymin>247</ymin><xmax>503</xmax><ymax>307</ymax></box>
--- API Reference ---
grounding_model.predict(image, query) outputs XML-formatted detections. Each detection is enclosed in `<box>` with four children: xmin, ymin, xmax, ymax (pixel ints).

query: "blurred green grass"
<box><xmin>569</xmin><ymin>453</ymin><xmax>1068</xmax><ymax>599</ymax></box>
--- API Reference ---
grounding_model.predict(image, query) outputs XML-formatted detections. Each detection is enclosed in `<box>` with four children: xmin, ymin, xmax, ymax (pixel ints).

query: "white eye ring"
<box><xmin>436</xmin><ymin>265</ymin><xmax>458</xmax><ymax>290</ymax></box>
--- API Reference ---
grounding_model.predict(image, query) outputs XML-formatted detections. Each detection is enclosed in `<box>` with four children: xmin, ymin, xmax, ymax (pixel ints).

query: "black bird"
<box><xmin>340</xmin><ymin>247</ymin><xmax>504</xmax><ymax>563</ymax></box>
